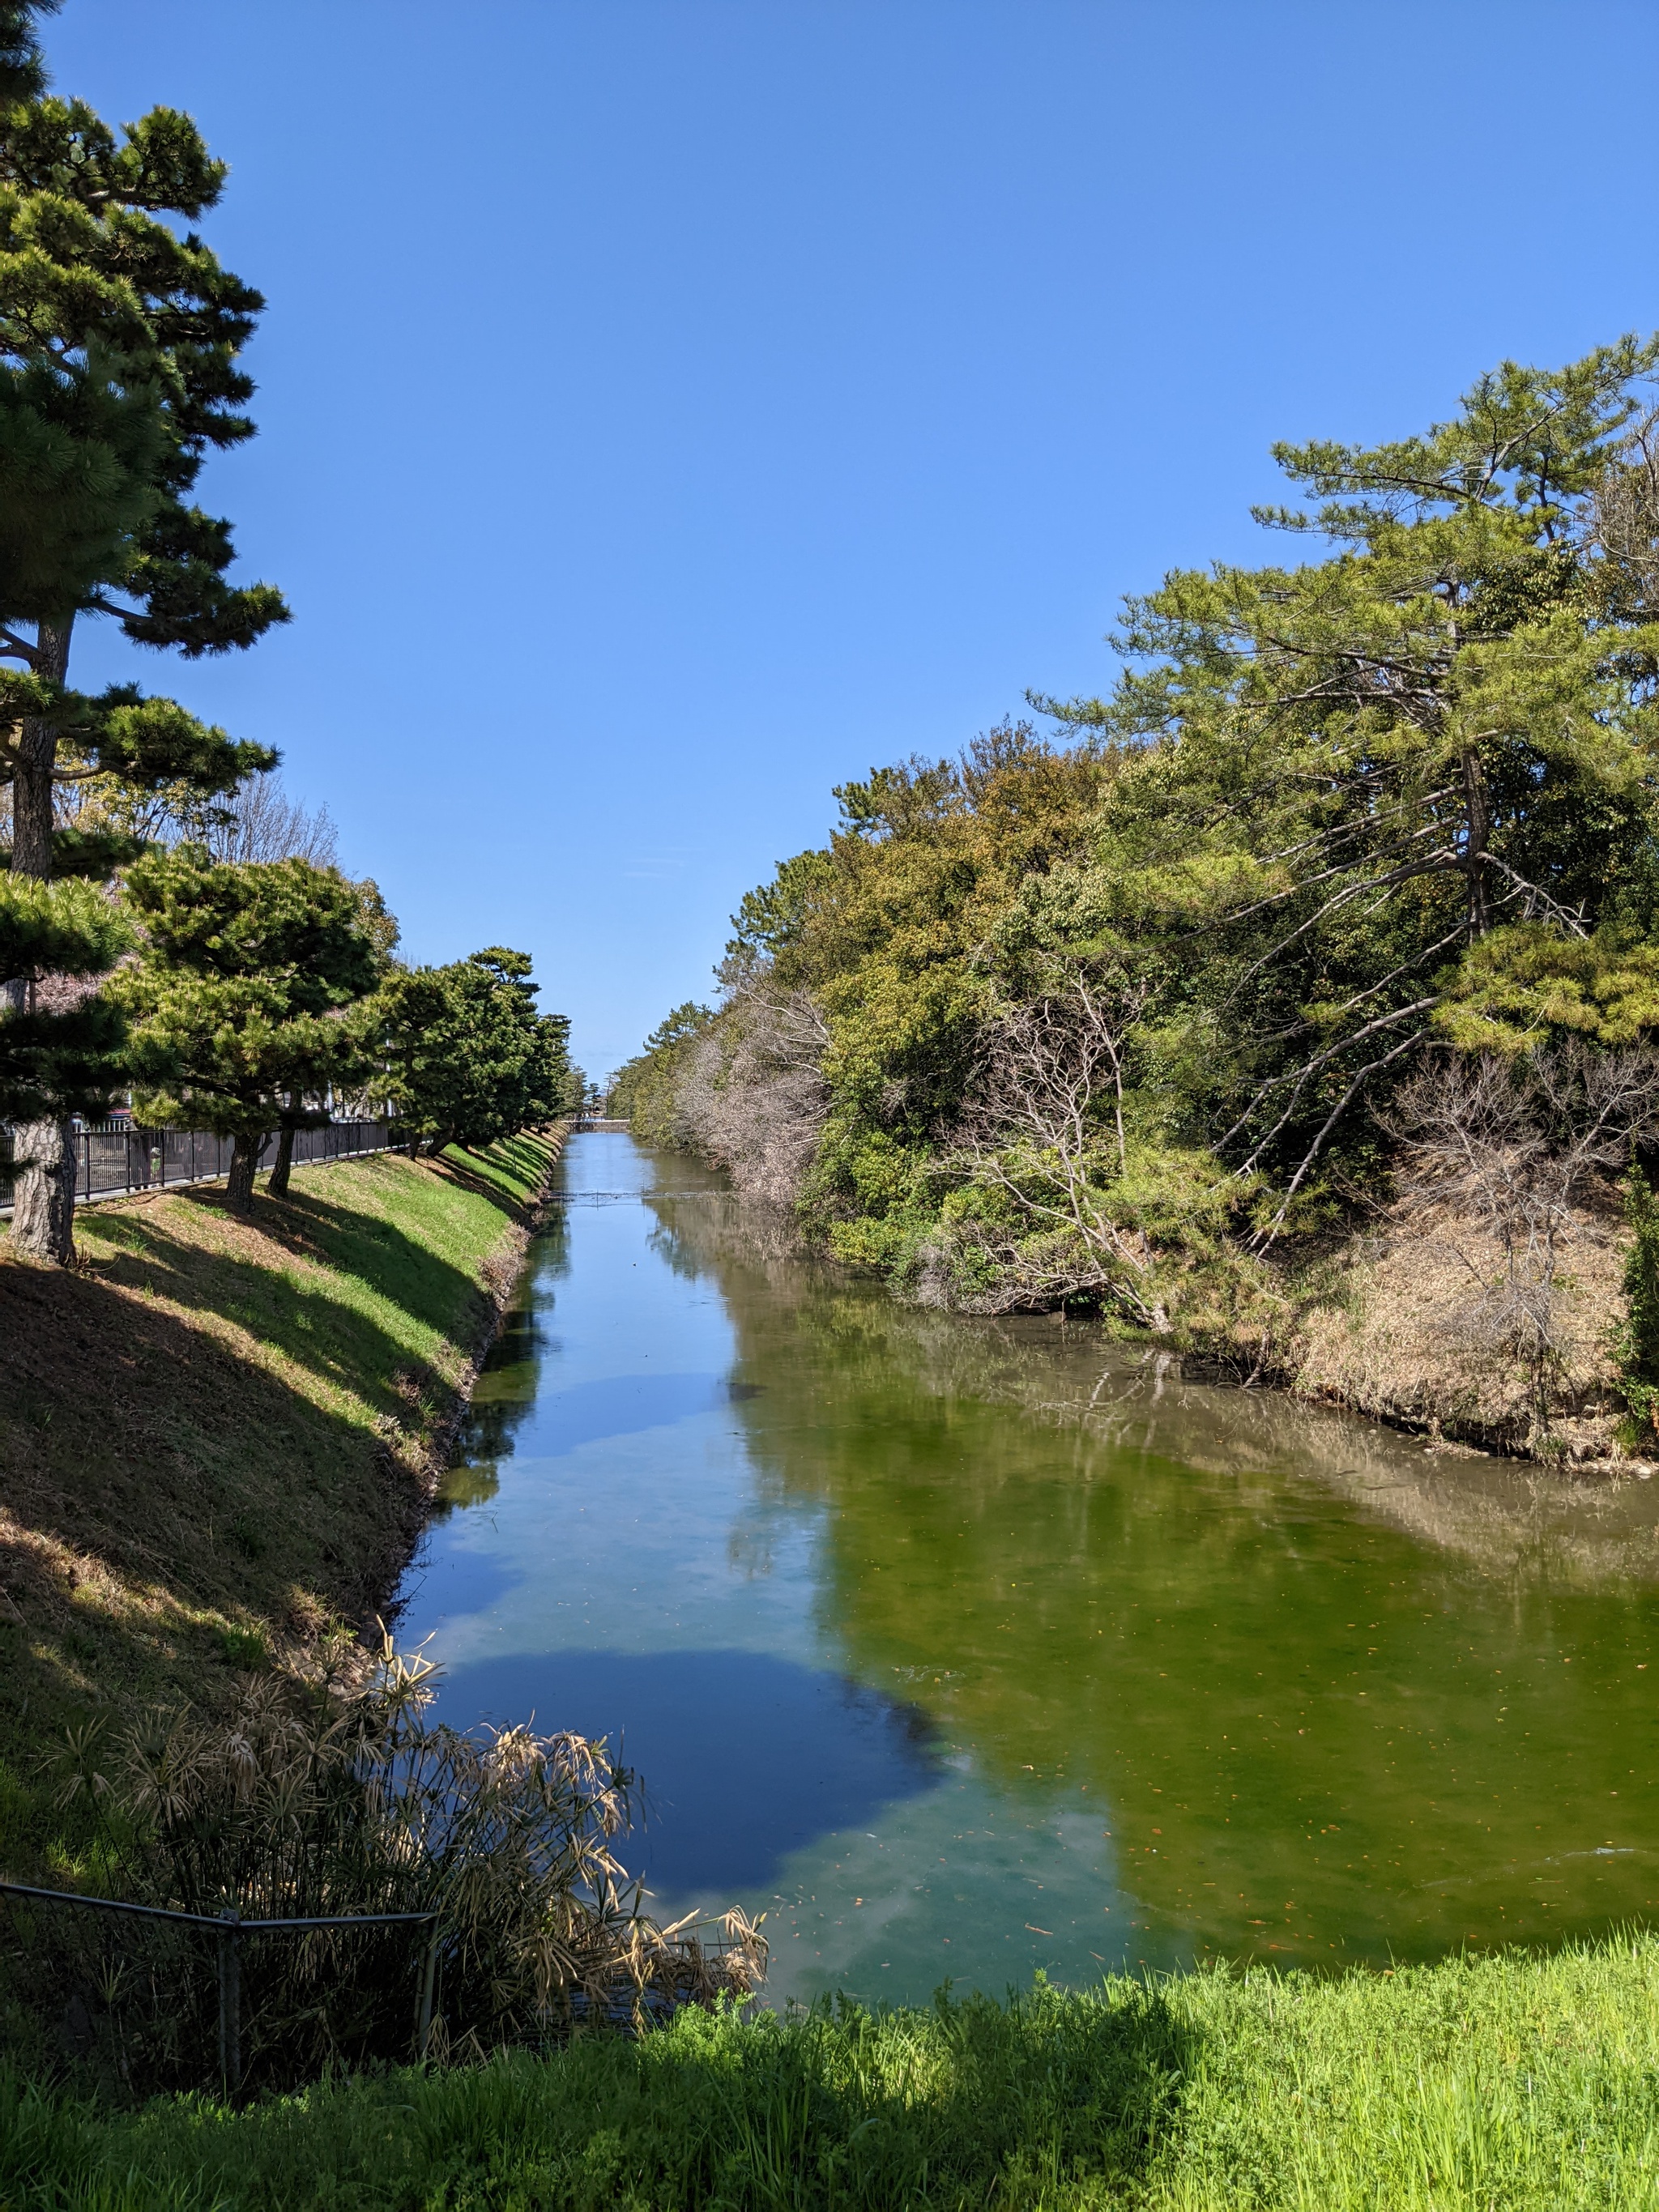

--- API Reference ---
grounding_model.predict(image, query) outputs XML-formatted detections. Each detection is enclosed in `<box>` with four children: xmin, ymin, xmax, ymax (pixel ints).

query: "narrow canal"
<box><xmin>397</xmin><ymin>1132</ymin><xmax>1659</xmax><ymax>2006</ymax></box>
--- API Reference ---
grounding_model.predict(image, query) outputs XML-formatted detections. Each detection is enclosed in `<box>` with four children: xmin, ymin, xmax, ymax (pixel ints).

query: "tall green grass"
<box><xmin>8</xmin><ymin>1936</ymin><xmax>1659</xmax><ymax>2209</ymax></box>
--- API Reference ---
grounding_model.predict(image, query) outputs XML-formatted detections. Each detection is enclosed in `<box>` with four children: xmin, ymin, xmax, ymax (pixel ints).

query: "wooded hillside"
<box><xmin>615</xmin><ymin>342</ymin><xmax>1659</xmax><ymax>1457</ymax></box>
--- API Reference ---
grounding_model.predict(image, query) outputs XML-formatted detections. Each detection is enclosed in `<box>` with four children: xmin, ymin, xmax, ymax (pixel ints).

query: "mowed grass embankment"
<box><xmin>7</xmin><ymin>1937</ymin><xmax>1659</xmax><ymax>2210</ymax></box>
<box><xmin>0</xmin><ymin>1132</ymin><xmax>559</xmax><ymax>1875</ymax></box>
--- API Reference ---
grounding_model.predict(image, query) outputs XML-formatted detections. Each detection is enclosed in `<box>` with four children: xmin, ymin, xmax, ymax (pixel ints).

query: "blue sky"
<box><xmin>48</xmin><ymin>2</ymin><xmax>1659</xmax><ymax>1080</ymax></box>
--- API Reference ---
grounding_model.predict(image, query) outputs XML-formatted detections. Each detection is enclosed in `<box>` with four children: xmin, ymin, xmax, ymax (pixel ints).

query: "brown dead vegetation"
<box><xmin>21</xmin><ymin>1632</ymin><xmax>765</xmax><ymax>2093</ymax></box>
<box><xmin>668</xmin><ymin>979</ymin><xmax>830</xmax><ymax>1208</ymax></box>
<box><xmin>1295</xmin><ymin>1185</ymin><xmax>1630</xmax><ymax>1460</ymax></box>
<box><xmin>1294</xmin><ymin>1050</ymin><xmax>1657</xmax><ymax>1460</ymax></box>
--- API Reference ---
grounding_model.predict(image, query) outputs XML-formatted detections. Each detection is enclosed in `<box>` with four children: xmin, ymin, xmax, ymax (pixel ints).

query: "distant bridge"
<box><xmin>573</xmin><ymin>1115</ymin><xmax>629</xmax><ymax>1132</ymax></box>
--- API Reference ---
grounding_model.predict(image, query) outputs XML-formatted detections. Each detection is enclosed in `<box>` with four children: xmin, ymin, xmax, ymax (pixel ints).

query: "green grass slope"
<box><xmin>0</xmin><ymin>1133</ymin><xmax>558</xmax><ymax>1877</ymax></box>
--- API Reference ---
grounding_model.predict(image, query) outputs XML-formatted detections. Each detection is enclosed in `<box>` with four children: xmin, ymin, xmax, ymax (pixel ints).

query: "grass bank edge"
<box><xmin>0</xmin><ymin>1126</ymin><xmax>567</xmax><ymax>1880</ymax></box>
<box><xmin>9</xmin><ymin>1934</ymin><xmax>1659</xmax><ymax>2210</ymax></box>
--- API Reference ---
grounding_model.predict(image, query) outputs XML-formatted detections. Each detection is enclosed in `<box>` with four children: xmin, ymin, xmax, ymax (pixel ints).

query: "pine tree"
<box><xmin>1033</xmin><ymin>337</ymin><xmax>1659</xmax><ymax>1236</ymax></box>
<box><xmin>114</xmin><ymin>851</ymin><xmax>387</xmax><ymax>1214</ymax></box>
<box><xmin>0</xmin><ymin>0</ymin><xmax>287</xmax><ymax>1255</ymax></box>
<box><xmin>0</xmin><ymin>870</ymin><xmax>126</xmax><ymax>1248</ymax></box>
<box><xmin>382</xmin><ymin>950</ymin><xmax>574</xmax><ymax>1154</ymax></box>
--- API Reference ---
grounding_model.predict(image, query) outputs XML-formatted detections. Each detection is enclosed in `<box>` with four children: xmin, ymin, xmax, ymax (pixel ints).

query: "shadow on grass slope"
<box><xmin>0</xmin><ymin>1139</ymin><xmax>555</xmax><ymax>1878</ymax></box>
<box><xmin>9</xmin><ymin>1939</ymin><xmax>1659</xmax><ymax>2210</ymax></box>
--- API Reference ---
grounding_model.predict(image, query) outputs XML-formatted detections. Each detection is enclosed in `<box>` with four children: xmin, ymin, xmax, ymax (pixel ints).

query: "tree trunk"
<box><xmin>1461</xmin><ymin>744</ymin><xmax>1491</xmax><ymax>938</ymax></box>
<box><xmin>267</xmin><ymin>1122</ymin><xmax>296</xmax><ymax>1199</ymax></box>
<box><xmin>10</xmin><ymin>613</ymin><xmax>72</xmax><ymax>876</ymax></box>
<box><xmin>225</xmin><ymin>1132</ymin><xmax>270</xmax><ymax>1214</ymax></box>
<box><xmin>7</xmin><ymin>1115</ymin><xmax>77</xmax><ymax>1263</ymax></box>
<box><xmin>3</xmin><ymin>1085</ymin><xmax>79</xmax><ymax>1264</ymax></box>
<box><xmin>7</xmin><ymin>616</ymin><xmax>79</xmax><ymax>1262</ymax></box>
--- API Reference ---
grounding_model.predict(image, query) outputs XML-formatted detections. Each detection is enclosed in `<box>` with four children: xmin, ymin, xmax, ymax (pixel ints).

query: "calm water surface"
<box><xmin>397</xmin><ymin>1133</ymin><xmax>1659</xmax><ymax>2005</ymax></box>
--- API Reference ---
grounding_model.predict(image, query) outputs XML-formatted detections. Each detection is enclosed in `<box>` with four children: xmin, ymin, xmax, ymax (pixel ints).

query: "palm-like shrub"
<box><xmin>23</xmin><ymin>1634</ymin><xmax>765</xmax><ymax>2094</ymax></box>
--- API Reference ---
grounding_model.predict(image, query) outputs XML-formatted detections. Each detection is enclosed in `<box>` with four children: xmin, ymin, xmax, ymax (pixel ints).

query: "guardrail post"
<box><xmin>416</xmin><ymin>1919</ymin><xmax>440</xmax><ymax>2061</ymax></box>
<box><xmin>217</xmin><ymin>1907</ymin><xmax>242</xmax><ymax>2095</ymax></box>
<box><xmin>2</xmin><ymin>1881</ymin><xmax>449</xmax><ymax>2095</ymax></box>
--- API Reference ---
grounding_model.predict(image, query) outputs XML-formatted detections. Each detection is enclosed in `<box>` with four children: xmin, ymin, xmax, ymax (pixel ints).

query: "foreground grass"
<box><xmin>6</xmin><ymin>1938</ymin><xmax>1658</xmax><ymax>2210</ymax></box>
<box><xmin>0</xmin><ymin>1132</ymin><xmax>558</xmax><ymax>1876</ymax></box>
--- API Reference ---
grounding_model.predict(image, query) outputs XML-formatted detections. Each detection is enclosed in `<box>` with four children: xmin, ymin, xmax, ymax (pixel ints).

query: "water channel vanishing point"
<box><xmin>396</xmin><ymin>1132</ymin><xmax>1659</xmax><ymax>2008</ymax></box>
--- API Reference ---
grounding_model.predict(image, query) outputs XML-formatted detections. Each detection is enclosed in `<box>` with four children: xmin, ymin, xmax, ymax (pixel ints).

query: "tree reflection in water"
<box><xmin>642</xmin><ymin>1167</ymin><xmax>1659</xmax><ymax>1967</ymax></box>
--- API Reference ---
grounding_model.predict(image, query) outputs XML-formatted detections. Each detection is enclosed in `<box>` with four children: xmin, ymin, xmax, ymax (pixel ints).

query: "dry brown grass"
<box><xmin>1295</xmin><ymin>1186</ymin><xmax>1629</xmax><ymax>1459</ymax></box>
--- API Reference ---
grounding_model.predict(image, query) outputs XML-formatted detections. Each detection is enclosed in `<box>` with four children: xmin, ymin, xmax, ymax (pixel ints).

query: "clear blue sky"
<box><xmin>48</xmin><ymin>2</ymin><xmax>1659</xmax><ymax>1080</ymax></box>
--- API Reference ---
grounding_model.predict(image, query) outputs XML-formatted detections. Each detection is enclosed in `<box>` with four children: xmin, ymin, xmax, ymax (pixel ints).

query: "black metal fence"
<box><xmin>0</xmin><ymin>1118</ymin><xmax>394</xmax><ymax>1216</ymax></box>
<box><xmin>0</xmin><ymin>1877</ymin><xmax>440</xmax><ymax>2099</ymax></box>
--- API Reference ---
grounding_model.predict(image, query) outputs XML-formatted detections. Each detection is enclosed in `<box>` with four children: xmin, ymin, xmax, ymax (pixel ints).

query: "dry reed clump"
<box><xmin>13</xmin><ymin>1631</ymin><xmax>764</xmax><ymax>2096</ymax></box>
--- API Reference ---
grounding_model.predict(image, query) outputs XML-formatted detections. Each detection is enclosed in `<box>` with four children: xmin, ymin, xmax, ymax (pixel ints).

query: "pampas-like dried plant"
<box><xmin>23</xmin><ymin>1630</ymin><xmax>765</xmax><ymax>2093</ymax></box>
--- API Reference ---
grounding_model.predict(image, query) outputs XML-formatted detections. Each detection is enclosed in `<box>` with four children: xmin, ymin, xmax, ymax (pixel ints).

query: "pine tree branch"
<box><xmin>1226</xmin><ymin>995</ymin><xmax>1441</xmax><ymax>1168</ymax></box>
<box><xmin>1252</xmin><ymin>924</ymin><xmax>1471</xmax><ymax>1045</ymax></box>
<box><xmin>1227</xmin><ymin>846</ymin><xmax>1462</xmax><ymax>993</ymax></box>
<box><xmin>1251</xmin><ymin>1027</ymin><xmax>1432</xmax><ymax>1252</ymax></box>
<box><xmin>1480</xmin><ymin>854</ymin><xmax>1592</xmax><ymax>935</ymax></box>
<box><xmin>1209</xmin><ymin>819</ymin><xmax>1451</xmax><ymax>942</ymax></box>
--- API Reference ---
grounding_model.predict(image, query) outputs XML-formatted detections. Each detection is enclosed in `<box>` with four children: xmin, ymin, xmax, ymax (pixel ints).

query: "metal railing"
<box><xmin>0</xmin><ymin>1117</ymin><xmax>394</xmax><ymax>1216</ymax></box>
<box><xmin>0</xmin><ymin>1877</ymin><xmax>440</xmax><ymax>2098</ymax></box>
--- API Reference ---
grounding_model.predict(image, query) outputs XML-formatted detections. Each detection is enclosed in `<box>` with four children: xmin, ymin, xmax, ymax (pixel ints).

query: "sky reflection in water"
<box><xmin>397</xmin><ymin>1133</ymin><xmax>1659</xmax><ymax>2006</ymax></box>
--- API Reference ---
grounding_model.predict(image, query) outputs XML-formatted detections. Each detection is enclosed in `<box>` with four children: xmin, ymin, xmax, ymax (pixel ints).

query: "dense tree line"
<box><xmin>0</xmin><ymin>4</ymin><xmax>577</xmax><ymax>1246</ymax></box>
<box><xmin>616</xmin><ymin>341</ymin><xmax>1659</xmax><ymax>1410</ymax></box>
<box><xmin>381</xmin><ymin>949</ymin><xmax>574</xmax><ymax>1159</ymax></box>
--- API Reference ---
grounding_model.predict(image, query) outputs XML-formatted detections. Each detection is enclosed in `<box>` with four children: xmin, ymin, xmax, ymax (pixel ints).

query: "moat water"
<box><xmin>396</xmin><ymin>1132</ymin><xmax>1659</xmax><ymax>2006</ymax></box>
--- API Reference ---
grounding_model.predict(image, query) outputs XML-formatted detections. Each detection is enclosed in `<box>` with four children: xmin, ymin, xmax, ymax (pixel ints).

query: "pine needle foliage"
<box><xmin>0</xmin><ymin>870</ymin><xmax>126</xmax><ymax>1120</ymax></box>
<box><xmin>382</xmin><ymin>949</ymin><xmax>576</xmax><ymax>1154</ymax></box>
<box><xmin>113</xmin><ymin>847</ymin><xmax>389</xmax><ymax>1212</ymax></box>
<box><xmin>0</xmin><ymin>0</ymin><xmax>286</xmax><ymax>871</ymax></box>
